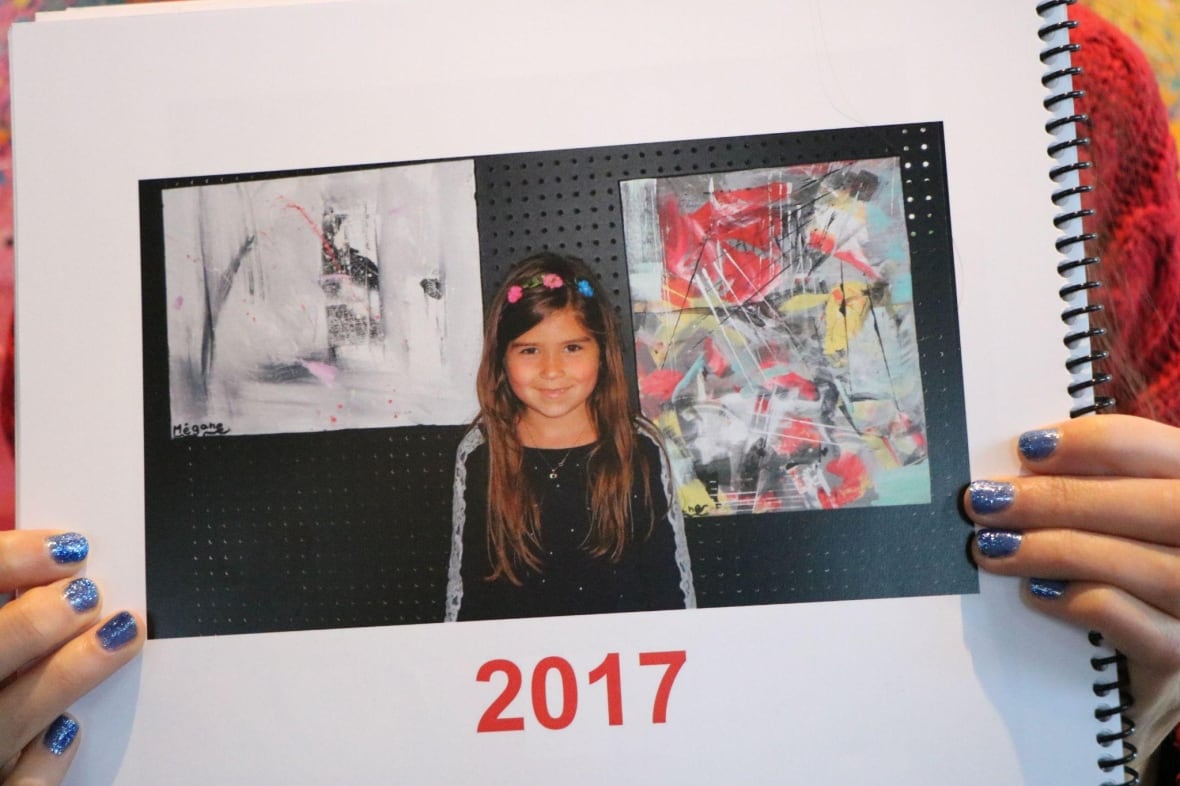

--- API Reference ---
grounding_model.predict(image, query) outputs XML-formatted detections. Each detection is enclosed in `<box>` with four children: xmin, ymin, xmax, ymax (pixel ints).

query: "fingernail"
<box><xmin>64</xmin><ymin>577</ymin><xmax>99</xmax><ymax>613</ymax></box>
<box><xmin>1029</xmin><ymin>578</ymin><xmax>1068</xmax><ymax>599</ymax></box>
<box><xmin>1019</xmin><ymin>429</ymin><xmax>1060</xmax><ymax>461</ymax></box>
<box><xmin>968</xmin><ymin>480</ymin><xmax>1015</xmax><ymax>514</ymax></box>
<box><xmin>96</xmin><ymin>611</ymin><xmax>138</xmax><ymax>651</ymax></box>
<box><xmin>976</xmin><ymin>528</ymin><xmax>1023</xmax><ymax>558</ymax></box>
<box><xmin>42</xmin><ymin>714</ymin><xmax>79</xmax><ymax>756</ymax></box>
<box><xmin>46</xmin><ymin>532</ymin><xmax>89</xmax><ymax>564</ymax></box>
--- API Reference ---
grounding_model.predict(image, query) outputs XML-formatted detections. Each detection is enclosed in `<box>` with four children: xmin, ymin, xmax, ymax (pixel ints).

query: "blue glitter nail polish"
<box><xmin>42</xmin><ymin>714</ymin><xmax>79</xmax><ymax>756</ymax></box>
<box><xmin>64</xmin><ymin>577</ymin><xmax>99</xmax><ymax>613</ymax></box>
<box><xmin>46</xmin><ymin>532</ymin><xmax>89</xmax><ymax>564</ymax></box>
<box><xmin>968</xmin><ymin>480</ymin><xmax>1015</xmax><ymax>514</ymax></box>
<box><xmin>1018</xmin><ymin>429</ymin><xmax>1060</xmax><ymax>461</ymax></box>
<box><xmin>976</xmin><ymin>529</ymin><xmax>1022</xmax><ymax>558</ymax></box>
<box><xmin>1029</xmin><ymin>578</ymin><xmax>1068</xmax><ymax>599</ymax></box>
<box><xmin>96</xmin><ymin>611</ymin><xmax>137</xmax><ymax>651</ymax></box>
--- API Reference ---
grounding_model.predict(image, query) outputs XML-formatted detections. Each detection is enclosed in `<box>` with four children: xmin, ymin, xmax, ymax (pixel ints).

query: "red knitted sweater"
<box><xmin>1072</xmin><ymin>6</ymin><xmax>1180</xmax><ymax>784</ymax></box>
<box><xmin>1072</xmin><ymin>4</ymin><xmax>1180</xmax><ymax>425</ymax></box>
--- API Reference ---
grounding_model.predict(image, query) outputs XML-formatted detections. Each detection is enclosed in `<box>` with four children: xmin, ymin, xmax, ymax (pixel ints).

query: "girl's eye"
<box><xmin>564</xmin><ymin>344</ymin><xmax>582</xmax><ymax>353</ymax></box>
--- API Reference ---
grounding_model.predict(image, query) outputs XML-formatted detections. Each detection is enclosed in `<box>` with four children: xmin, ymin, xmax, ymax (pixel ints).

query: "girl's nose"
<box><xmin>540</xmin><ymin>354</ymin><xmax>562</xmax><ymax>378</ymax></box>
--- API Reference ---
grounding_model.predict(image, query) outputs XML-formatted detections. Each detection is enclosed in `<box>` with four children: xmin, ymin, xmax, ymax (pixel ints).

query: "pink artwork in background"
<box><xmin>0</xmin><ymin>1</ymin><xmax>44</xmax><ymax>529</ymax></box>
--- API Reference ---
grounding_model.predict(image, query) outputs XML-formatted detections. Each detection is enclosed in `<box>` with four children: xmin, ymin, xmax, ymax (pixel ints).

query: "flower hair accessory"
<box><xmin>505</xmin><ymin>272</ymin><xmax>596</xmax><ymax>304</ymax></box>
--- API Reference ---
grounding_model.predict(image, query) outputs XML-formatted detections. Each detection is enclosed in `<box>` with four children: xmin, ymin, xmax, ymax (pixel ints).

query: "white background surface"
<box><xmin>11</xmin><ymin>1</ymin><xmax>1112</xmax><ymax>783</ymax></box>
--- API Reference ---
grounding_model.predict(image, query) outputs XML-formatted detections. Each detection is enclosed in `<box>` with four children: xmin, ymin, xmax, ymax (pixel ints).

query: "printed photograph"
<box><xmin>161</xmin><ymin>160</ymin><xmax>483</xmax><ymax>438</ymax></box>
<box><xmin>622</xmin><ymin>158</ymin><xmax>930</xmax><ymax>517</ymax></box>
<box><xmin>140</xmin><ymin>125</ymin><xmax>973</xmax><ymax>639</ymax></box>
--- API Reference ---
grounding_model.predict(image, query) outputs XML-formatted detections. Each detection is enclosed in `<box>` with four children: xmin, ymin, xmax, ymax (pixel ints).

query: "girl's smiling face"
<box><xmin>505</xmin><ymin>307</ymin><xmax>600</xmax><ymax>442</ymax></box>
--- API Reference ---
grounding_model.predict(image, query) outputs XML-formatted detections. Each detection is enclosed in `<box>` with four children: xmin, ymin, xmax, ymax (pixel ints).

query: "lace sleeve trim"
<box><xmin>638</xmin><ymin>418</ymin><xmax>697</xmax><ymax>609</ymax></box>
<box><xmin>444</xmin><ymin>426</ymin><xmax>485</xmax><ymax>622</ymax></box>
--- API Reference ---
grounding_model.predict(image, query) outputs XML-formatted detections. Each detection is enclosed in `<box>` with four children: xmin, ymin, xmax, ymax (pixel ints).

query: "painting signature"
<box><xmin>173</xmin><ymin>422</ymin><xmax>231</xmax><ymax>438</ymax></box>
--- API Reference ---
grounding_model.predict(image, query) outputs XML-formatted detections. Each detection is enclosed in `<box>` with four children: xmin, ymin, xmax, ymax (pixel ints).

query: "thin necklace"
<box><xmin>535</xmin><ymin>447</ymin><xmax>576</xmax><ymax>482</ymax></box>
<box><xmin>523</xmin><ymin>421</ymin><xmax>591</xmax><ymax>483</ymax></box>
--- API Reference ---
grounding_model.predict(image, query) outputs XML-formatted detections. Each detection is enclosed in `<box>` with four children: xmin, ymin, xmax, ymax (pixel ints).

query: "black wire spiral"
<box><xmin>1037</xmin><ymin>2</ymin><xmax>1134</xmax><ymax>783</ymax></box>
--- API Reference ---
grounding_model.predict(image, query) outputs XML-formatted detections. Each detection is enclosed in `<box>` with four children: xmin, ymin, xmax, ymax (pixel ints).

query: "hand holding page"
<box><xmin>0</xmin><ymin>530</ymin><xmax>144</xmax><ymax>782</ymax></box>
<box><xmin>9</xmin><ymin>1</ymin><xmax>1126</xmax><ymax>783</ymax></box>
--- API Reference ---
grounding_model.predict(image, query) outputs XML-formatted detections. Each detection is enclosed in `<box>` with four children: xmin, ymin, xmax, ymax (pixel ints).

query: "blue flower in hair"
<box><xmin>577</xmin><ymin>278</ymin><xmax>594</xmax><ymax>297</ymax></box>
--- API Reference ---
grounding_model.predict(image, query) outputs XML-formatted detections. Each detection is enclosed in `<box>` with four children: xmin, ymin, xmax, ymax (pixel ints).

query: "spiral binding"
<box><xmin>1038</xmin><ymin>0</ymin><xmax>1117</xmax><ymax>419</ymax></box>
<box><xmin>1037</xmin><ymin>2</ymin><xmax>1134</xmax><ymax>784</ymax></box>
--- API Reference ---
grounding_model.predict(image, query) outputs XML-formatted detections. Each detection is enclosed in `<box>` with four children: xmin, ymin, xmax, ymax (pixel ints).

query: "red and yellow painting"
<box><xmin>622</xmin><ymin>158</ymin><xmax>931</xmax><ymax>517</ymax></box>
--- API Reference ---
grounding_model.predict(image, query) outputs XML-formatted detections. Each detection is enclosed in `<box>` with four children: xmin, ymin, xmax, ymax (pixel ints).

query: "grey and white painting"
<box><xmin>162</xmin><ymin>160</ymin><xmax>482</xmax><ymax>438</ymax></box>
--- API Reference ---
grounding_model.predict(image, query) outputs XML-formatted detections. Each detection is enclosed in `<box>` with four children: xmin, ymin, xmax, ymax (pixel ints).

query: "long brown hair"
<box><xmin>474</xmin><ymin>252</ymin><xmax>651</xmax><ymax>584</ymax></box>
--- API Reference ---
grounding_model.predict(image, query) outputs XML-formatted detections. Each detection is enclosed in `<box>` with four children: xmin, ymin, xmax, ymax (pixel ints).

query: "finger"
<box><xmin>964</xmin><ymin>476</ymin><xmax>1180</xmax><ymax>546</ymax></box>
<box><xmin>2</xmin><ymin>714</ymin><xmax>81</xmax><ymax>786</ymax></box>
<box><xmin>1015</xmin><ymin>414</ymin><xmax>1180</xmax><ymax>479</ymax></box>
<box><xmin>972</xmin><ymin>527</ymin><xmax>1180</xmax><ymax>619</ymax></box>
<box><xmin>0</xmin><ymin>577</ymin><xmax>103</xmax><ymax>677</ymax></box>
<box><xmin>0</xmin><ymin>531</ymin><xmax>90</xmax><ymax>594</ymax></box>
<box><xmin>1016</xmin><ymin>579</ymin><xmax>1180</xmax><ymax>679</ymax></box>
<box><xmin>1024</xmin><ymin>579</ymin><xmax>1180</xmax><ymax>772</ymax></box>
<box><xmin>0</xmin><ymin>611</ymin><xmax>142</xmax><ymax>764</ymax></box>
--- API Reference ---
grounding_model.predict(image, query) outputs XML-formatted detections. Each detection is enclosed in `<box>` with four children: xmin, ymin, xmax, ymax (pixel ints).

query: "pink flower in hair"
<box><xmin>507</xmin><ymin>285</ymin><xmax>523</xmax><ymax>304</ymax></box>
<box><xmin>542</xmin><ymin>274</ymin><xmax>563</xmax><ymax>289</ymax></box>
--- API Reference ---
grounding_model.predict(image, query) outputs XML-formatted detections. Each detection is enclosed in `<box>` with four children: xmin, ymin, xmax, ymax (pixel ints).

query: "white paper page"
<box><xmin>10</xmin><ymin>2</ymin><xmax>1113</xmax><ymax>783</ymax></box>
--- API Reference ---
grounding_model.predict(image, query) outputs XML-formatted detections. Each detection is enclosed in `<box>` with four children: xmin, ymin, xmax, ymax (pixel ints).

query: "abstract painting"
<box><xmin>622</xmin><ymin>158</ymin><xmax>930</xmax><ymax>516</ymax></box>
<box><xmin>162</xmin><ymin>160</ymin><xmax>482</xmax><ymax>438</ymax></box>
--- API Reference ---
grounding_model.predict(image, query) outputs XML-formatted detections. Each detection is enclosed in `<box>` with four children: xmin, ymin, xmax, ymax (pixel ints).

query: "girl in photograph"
<box><xmin>444</xmin><ymin>252</ymin><xmax>695</xmax><ymax>621</ymax></box>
